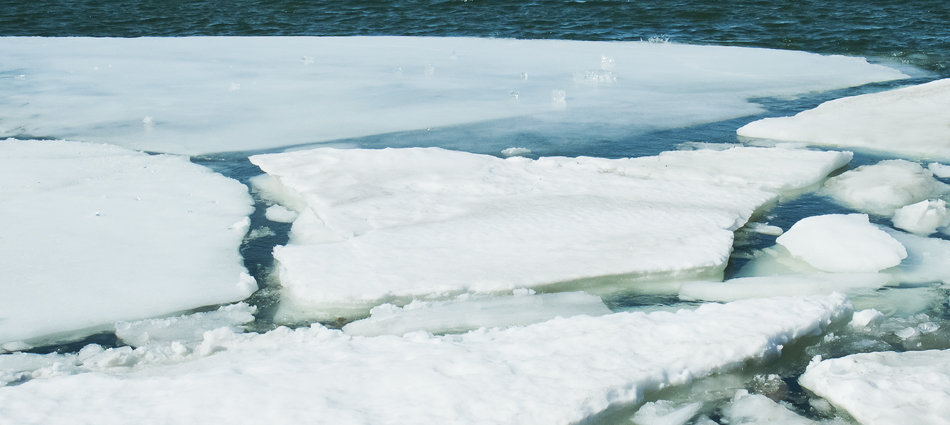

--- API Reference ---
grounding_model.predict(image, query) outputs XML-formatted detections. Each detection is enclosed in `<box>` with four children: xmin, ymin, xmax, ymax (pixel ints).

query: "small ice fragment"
<box><xmin>520</xmin><ymin>72</ymin><xmax>528</xmax><ymax>79</ymax></box>
<box><xmin>265</xmin><ymin>204</ymin><xmax>299</xmax><ymax>223</ymax></box>
<box><xmin>14</xmin><ymin>74</ymin><xmax>26</xmax><ymax>80</ymax></box>
<box><xmin>501</xmin><ymin>147</ymin><xmax>531</xmax><ymax>157</ymax></box>
<box><xmin>895</xmin><ymin>327</ymin><xmax>918</xmax><ymax>340</ymax></box>
<box><xmin>424</xmin><ymin>64</ymin><xmax>435</xmax><ymax>77</ymax></box>
<box><xmin>551</xmin><ymin>89</ymin><xmax>566</xmax><ymax>107</ymax></box>
<box><xmin>601</xmin><ymin>55</ymin><xmax>615</xmax><ymax>71</ymax></box>
<box><xmin>918</xmin><ymin>322</ymin><xmax>940</xmax><ymax>334</ymax></box>
<box><xmin>776</xmin><ymin>214</ymin><xmax>907</xmax><ymax>273</ymax></box>
<box><xmin>630</xmin><ymin>400</ymin><xmax>702</xmax><ymax>425</ymax></box>
<box><xmin>301</xmin><ymin>56</ymin><xmax>314</xmax><ymax>65</ymax></box>
<box><xmin>247</xmin><ymin>227</ymin><xmax>276</xmax><ymax>239</ymax></box>
<box><xmin>849</xmin><ymin>309</ymin><xmax>884</xmax><ymax>328</ymax></box>
<box><xmin>142</xmin><ymin>116</ymin><xmax>154</xmax><ymax>125</ymax></box>
<box><xmin>745</xmin><ymin>222</ymin><xmax>783</xmax><ymax>236</ymax></box>
<box><xmin>929</xmin><ymin>162</ymin><xmax>950</xmax><ymax>178</ymax></box>
<box><xmin>229</xmin><ymin>83</ymin><xmax>241</xmax><ymax>91</ymax></box>
<box><xmin>892</xmin><ymin>199</ymin><xmax>950</xmax><ymax>235</ymax></box>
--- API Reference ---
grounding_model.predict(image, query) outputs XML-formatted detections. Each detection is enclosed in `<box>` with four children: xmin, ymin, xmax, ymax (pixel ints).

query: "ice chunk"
<box><xmin>929</xmin><ymin>162</ymin><xmax>950</xmax><ymax>178</ymax></box>
<box><xmin>0</xmin><ymin>294</ymin><xmax>850</xmax><ymax>424</ymax></box>
<box><xmin>776</xmin><ymin>214</ymin><xmax>907</xmax><ymax>273</ymax></box>
<box><xmin>738</xmin><ymin>78</ymin><xmax>950</xmax><ymax>160</ymax></box>
<box><xmin>721</xmin><ymin>390</ymin><xmax>823</xmax><ymax>425</ymax></box>
<box><xmin>501</xmin><ymin>147</ymin><xmax>531</xmax><ymax>157</ymax></box>
<box><xmin>0</xmin><ymin>37</ymin><xmax>906</xmax><ymax>155</ymax></box>
<box><xmin>892</xmin><ymin>199</ymin><xmax>950</xmax><ymax>235</ymax></box>
<box><xmin>800</xmin><ymin>350</ymin><xmax>950</xmax><ymax>425</ymax></box>
<box><xmin>250</xmin><ymin>147</ymin><xmax>850</xmax><ymax>320</ymax></box>
<box><xmin>880</xmin><ymin>227</ymin><xmax>950</xmax><ymax>285</ymax></box>
<box><xmin>630</xmin><ymin>400</ymin><xmax>702</xmax><ymax>425</ymax></box>
<box><xmin>115</xmin><ymin>303</ymin><xmax>257</xmax><ymax>348</ymax></box>
<box><xmin>679</xmin><ymin>274</ymin><xmax>889</xmax><ymax>302</ymax></box>
<box><xmin>849</xmin><ymin>309</ymin><xmax>884</xmax><ymax>328</ymax></box>
<box><xmin>342</xmin><ymin>291</ymin><xmax>611</xmax><ymax>337</ymax></box>
<box><xmin>821</xmin><ymin>160</ymin><xmax>949</xmax><ymax>216</ymax></box>
<box><xmin>0</xmin><ymin>139</ymin><xmax>255</xmax><ymax>349</ymax></box>
<box><xmin>264</xmin><ymin>204</ymin><xmax>299</xmax><ymax>223</ymax></box>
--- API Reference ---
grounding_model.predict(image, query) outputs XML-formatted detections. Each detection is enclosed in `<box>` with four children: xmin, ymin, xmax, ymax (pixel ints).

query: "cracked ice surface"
<box><xmin>249</xmin><ymin>146</ymin><xmax>851</xmax><ymax>320</ymax></box>
<box><xmin>0</xmin><ymin>139</ymin><xmax>256</xmax><ymax>350</ymax></box>
<box><xmin>0</xmin><ymin>37</ymin><xmax>906</xmax><ymax>155</ymax></box>
<box><xmin>0</xmin><ymin>294</ymin><xmax>849</xmax><ymax>425</ymax></box>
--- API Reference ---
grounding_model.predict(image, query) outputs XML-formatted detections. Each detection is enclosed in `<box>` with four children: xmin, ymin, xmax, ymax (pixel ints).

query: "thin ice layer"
<box><xmin>0</xmin><ymin>294</ymin><xmax>850</xmax><ymax>425</ymax></box>
<box><xmin>0</xmin><ymin>37</ymin><xmax>906</xmax><ymax>155</ymax></box>
<box><xmin>0</xmin><ymin>139</ymin><xmax>256</xmax><ymax>350</ymax></box>
<box><xmin>250</xmin><ymin>147</ymin><xmax>851</xmax><ymax>318</ymax></box>
<box><xmin>800</xmin><ymin>350</ymin><xmax>950</xmax><ymax>425</ymax></box>
<box><xmin>738</xmin><ymin>78</ymin><xmax>950</xmax><ymax>159</ymax></box>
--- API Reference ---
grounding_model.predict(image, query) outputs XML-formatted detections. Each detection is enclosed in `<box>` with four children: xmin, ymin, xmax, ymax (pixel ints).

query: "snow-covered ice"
<box><xmin>738</xmin><ymin>78</ymin><xmax>950</xmax><ymax>160</ymax></box>
<box><xmin>0</xmin><ymin>139</ymin><xmax>255</xmax><ymax>350</ymax></box>
<box><xmin>249</xmin><ymin>146</ymin><xmax>851</xmax><ymax>321</ymax></box>
<box><xmin>0</xmin><ymin>37</ymin><xmax>906</xmax><ymax>155</ymax></box>
<box><xmin>0</xmin><ymin>294</ymin><xmax>849</xmax><ymax>425</ymax></box>
<box><xmin>892</xmin><ymin>199</ymin><xmax>950</xmax><ymax>235</ymax></box>
<box><xmin>800</xmin><ymin>350</ymin><xmax>950</xmax><ymax>425</ymax></box>
<box><xmin>115</xmin><ymin>303</ymin><xmax>257</xmax><ymax>348</ymax></box>
<box><xmin>341</xmin><ymin>291</ymin><xmax>611</xmax><ymax>337</ymax></box>
<box><xmin>776</xmin><ymin>214</ymin><xmax>907</xmax><ymax>273</ymax></box>
<box><xmin>821</xmin><ymin>160</ymin><xmax>949</xmax><ymax>217</ymax></box>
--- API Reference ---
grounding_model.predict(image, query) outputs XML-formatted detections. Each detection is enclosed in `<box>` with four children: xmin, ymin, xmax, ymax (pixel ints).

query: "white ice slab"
<box><xmin>821</xmin><ymin>160</ymin><xmax>949</xmax><ymax>216</ymax></box>
<box><xmin>800</xmin><ymin>350</ymin><xmax>950</xmax><ymax>425</ymax></box>
<box><xmin>341</xmin><ymin>291</ymin><xmax>611</xmax><ymax>337</ymax></box>
<box><xmin>892</xmin><ymin>199</ymin><xmax>950</xmax><ymax>235</ymax></box>
<box><xmin>0</xmin><ymin>294</ymin><xmax>849</xmax><ymax>425</ymax></box>
<box><xmin>0</xmin><ymin>139</ymin><xmax>256</xmax><ymax>350</ymax></box>
<box><xmin>739</xmin><ymin>78</ymin><xmax>950</xmax><ymax>159</ymax></box>
<box><xmin>0</xmin><ymin>37</ymin><xmax>906</xmax><ymax>155</ymax></box>
<box><xmin>776</xmin><ymin>214</ymin><xmax>907</xmax><ymax>273</ymax></box>
<box><xmin>250</xmin><ymin>146</ymin><xmax>851</xmax><ymax>320</ymax></box>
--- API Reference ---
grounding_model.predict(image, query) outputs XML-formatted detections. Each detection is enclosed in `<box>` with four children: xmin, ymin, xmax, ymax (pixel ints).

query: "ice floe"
<box><xmin>800</xmin><ymin>350</ymin><xmax>950</xmax><ymax>425</ymax></box>
<box><xmin>0</xmin><ymin>294</ymin><xmax>849</xmax><ymax>424</ymax></box>
<box><xmin>249</xmin><ymin>146</ymin><xmax>851</xmax><ymax>321</ymax></box>
<box><xmin>738</xmin><ymin>78</ymin><xmax>950</xmax><ymax>160</ymax></box>
<box><xmin>821</xmin><ymin>160</ymin><xmax>949</xmax><ymax>217</ymax></box>
<box><xmin>775</xmin><ymin>214</ymin><xmax>907</xmax><ymax>273</ymax></box>
<box><xmin>0</xmin><ymin>37</ymin><xmax>906</xmax><ymax>155</ymax></box>
<box><xmin>0</xmin><ymin>139</ymin><xmax>255</xmax><ymax>350</ymax></box>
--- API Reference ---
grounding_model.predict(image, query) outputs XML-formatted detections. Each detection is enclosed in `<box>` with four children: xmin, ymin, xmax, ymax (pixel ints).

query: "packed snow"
<box><xmin>341</xmin><ymin>291</ymin><xmax>611</xmax><ymax>337</ymax></box>
<box><xmin>799</xmin><ymin>350</ymin><xmax>950</xmax><ymax>425</ymax></box>
<box><xmin>0</xmin><ymin>139</ymin><xmax>255</xmax><ymax>350</ymax></box>
<box><xmin>249</xmin><ymin>146</ymin><xmax>851</xmax><ymax>321</ymax></box>
<box><xmin>738</xmin><ymin>78</ymin><xmax>950</xmax><ymax>159</ymax></box>
<box><xmin>0</xmin><ymin>37</ymin><xmax>906</xmax><ymax>155</ymax></box>
<box><xmin>0</xmin><ymin>294</ymin><xmax>849</xmax><ymax>425</ymax></box>
<box><xmin>776</xmin><ymin>214</ymin><xmax>907</xmax><ymax>273</ymax></box>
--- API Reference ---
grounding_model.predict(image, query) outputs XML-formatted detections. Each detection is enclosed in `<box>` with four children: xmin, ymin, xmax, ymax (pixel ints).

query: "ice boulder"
<box><xmin>0</xmin><ymin>37</ymin><xmax>906</xmax><ymax>155</ymax></box>
<box><xmin>738</xmin><ymin>78</ymin><xmax>950</xmax><ymax>160</ymax></box>
<box><xmin>0</xmin><ymin>294</ymin><xmax>850</xmax><ymax>425</ymax></box>
<box><xmin>821</xmin><ymin>160</ymin><xmax>949</xmax><ymax>216</ymax></box>
<box><xmin>249</xmin><ymin>146</ymin><xmax>852</xmax><ymax>321</ymax></box>
<box><xmin>776</xmin><ymin>214</ymin><xmax>906</xmax><ymax>273</ymax></box>
<box><xmin>800</xmin><ymin>350</ymin><xmax>950</xmax><ymax>425</ymax></box>
<box><xmin>0</xmin><ymin>139</ymin><xmax>256</xmax><ymax>350</ymax></box>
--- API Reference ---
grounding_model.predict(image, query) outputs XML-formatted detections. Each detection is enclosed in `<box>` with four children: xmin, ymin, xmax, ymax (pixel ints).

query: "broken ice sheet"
<box><xmin>249</xmin><ymin>146</ymin><xmax>851</xmax><ymax>322</ymax></box>
<box><xmin>0</xmin><ymin>139</ymin><xmax>256</xmax><ymax>350</ymax></box>
<box><xmin>739</xmin><ymin>78</ymin><xmax>950</xmax><ymax>160</ymax></box>
<box><xmin>0</xmin><ymin>37</ymin><xmax>906</xmax><ymax>155</ymax></box>
<box><xmin>0</xmin><ymin>294</ymin><xmax>849</xmax><ymax>425</ymax></box>
<box><xmin>800</xmin><ymin>350</ymin><xmax>950</xmax><ymax>425</ymax></box>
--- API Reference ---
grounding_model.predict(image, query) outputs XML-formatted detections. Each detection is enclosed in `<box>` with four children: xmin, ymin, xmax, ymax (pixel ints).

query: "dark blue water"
<box><xmin>3</xmin><ymin>0</ymin><xmax>949</xmax><ymax>76</ymax></box>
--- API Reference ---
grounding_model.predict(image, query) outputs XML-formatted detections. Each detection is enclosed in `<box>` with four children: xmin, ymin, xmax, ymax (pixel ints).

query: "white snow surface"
<box><xmin>249</xmin><ymin>146</ymin><xmax>851</xmax><ymax>319</ymax></box>
<box><xmin>821</xmin><ymin>160</ymin><xmax>949</xmax><ymax>217</ymax></box>
<box><xmin>0</xmin><ymin>37</ymin><xmax>906</xmax><ymax>155</ymax></box>
<box><xmin>738</xmin><ymin>78</ymin><xmax>950</xmax><ymax>159</ymax></box>
<box><xmin>800</xmin><ymin>350</ymin><xmax>950</xmax><ymax>425</ymax></box>
<box><xmin>721</xmin><ymin>391</ymin><xmax>838</xmax><ymax>425</ymax></box>
<box><xmin>776</xmin><ymin>214</ymin><xmax>907</xmax><ymax>273</ymax></box>
<box><xmin>341</xmin><ymin>291</ymin><xmax>611</xmax><ymax>337</ymax></box>
<box><xmin>0</xmin><ymin>139</ymin><xmax>256</xmax><ymax>349</ymax></box>
<box><xmin>0</xmin><ymin>294</ymin><xmax>850</xmax><ymax>425</ymax></box>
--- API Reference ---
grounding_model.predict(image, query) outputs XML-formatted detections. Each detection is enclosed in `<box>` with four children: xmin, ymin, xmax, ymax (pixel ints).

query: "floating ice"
<box><xmin>115</xmin><ymin>303</ymin><xmax>257</xmax><ymax>348</ymax></box>
<box><xmin>821</xmin><ymin>160</ymin><xmax>949</xmax><ymax>216</ymax></box>
<box><xmin>0</xmin><ymin>37</ymin><xmax>906</xmax><ymax>155</ymax></box>
<box><xmin>630</xmin><ymin>400</ymin><xmax>702</xmax><ymax>425</ymax></box>
<box><xmin>929</xmin><ymin>162</ymin><xmax>950</xmax><ymax>178</ymax></box>
<box><xmin>0</xmin><ymin>294</ymin><xmax>849</xmax><ymax>424</ymax></box>
<box><xmin>264</xmin><ymin>204</ymin><xmax>298</xmax><ymax>223</ymax></box>
<box><xmin>800</xmin><ymin>350</ymin><xmax>950</xmax><ymax>425</ymax></box>
<box><xmin>679</xmin><ymin>274</ymin><xmax>889</xmax><ymax>302</ymax></box>
<box><xmin>776</xmin><ymin>214</ymin><xmax>907</xmax><ymax>273</ymax></box>
<box><xmin>849</xmin><ymin>309</ymin><xmax>884</xmax><ymax>328</ymax></box>
<box><xmin>0</xmin><ymin>139</ymin><xmax>255</xmax><ymax>350</ymax></box>
<box><xmin>738</xmin><ymin>78</ymin><xmax>950</xmax><ymax>160</ymax></box>
<box><xmin>249</xmin><ymin>146</ymin><xmax>850</xmax><ymax>320</ymax></box>
<box><xmin>721</xmin><ymin>390</ymin><xmax>830</xmax><ymax>425</ymax></box>
<box><xmin>892</xmin><ymin>199</ymin><xmax>950</xmax><ymax>235</ymax></box>
<box><xmin>341</xmin><ymin>291</ymin><xmax>611</xmax><ymax>337</ymax></box>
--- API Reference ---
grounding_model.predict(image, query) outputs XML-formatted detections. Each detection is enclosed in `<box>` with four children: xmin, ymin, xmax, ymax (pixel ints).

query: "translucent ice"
<box><xmin>0</xmin><ymin>139</ymin><xmax>255</xmax><ymax>349</ymax></box>
<box><xmin>739</xmin><ymin>78</ymin><xmax>950</xmax><ymax>160</ymax></box>
<box><xmin>0</xmin><ymin>37</ymin><xmax>906</xmax><ymax>155</ymax></box>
